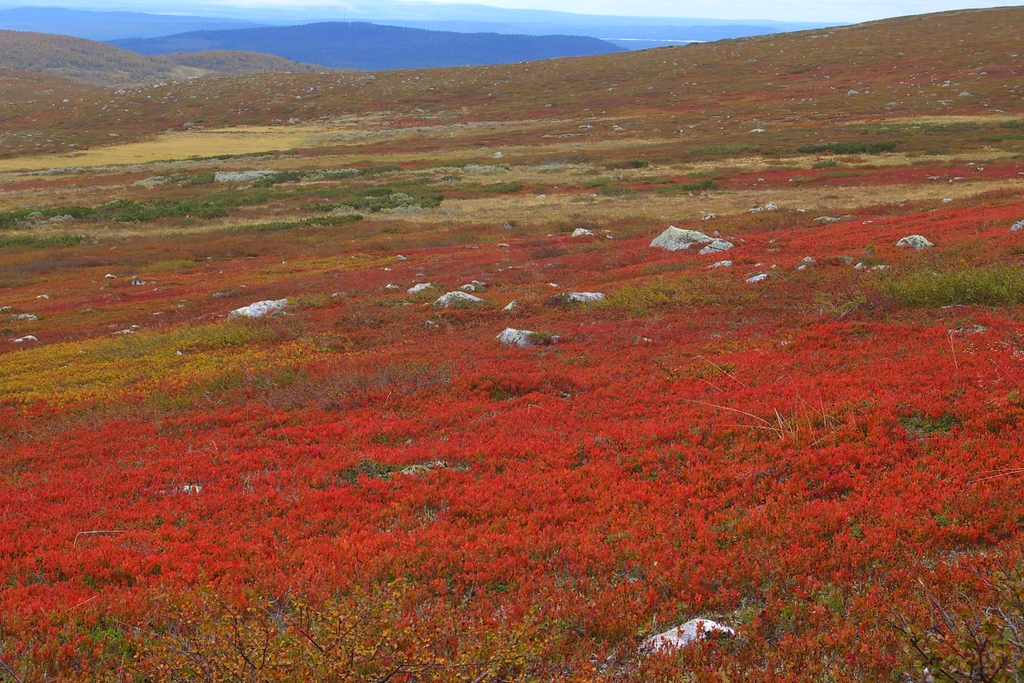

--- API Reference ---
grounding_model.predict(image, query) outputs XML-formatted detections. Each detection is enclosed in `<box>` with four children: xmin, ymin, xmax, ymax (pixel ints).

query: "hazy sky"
<box><xmin>3</xmin><ymin>0</ymin><xmax>1020</xmax><ymax>23</ymax></box>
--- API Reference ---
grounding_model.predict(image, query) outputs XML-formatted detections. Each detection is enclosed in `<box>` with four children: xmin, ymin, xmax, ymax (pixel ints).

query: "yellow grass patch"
<box><xmin>0</xmin><ymin>126</ymin><xmax>314</xmax><ymax>172</ymax></box>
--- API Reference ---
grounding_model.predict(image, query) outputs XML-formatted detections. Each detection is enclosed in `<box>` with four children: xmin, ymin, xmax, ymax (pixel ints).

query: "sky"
<box><xmin>2</xmin><ymin>0</ymin><xmax>1020</xmax><ymax>24</ymax></box>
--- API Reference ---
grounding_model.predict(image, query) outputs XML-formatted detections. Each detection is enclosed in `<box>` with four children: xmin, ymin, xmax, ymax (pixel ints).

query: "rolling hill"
<box><xmin>0</xmin><ymin>30</ymin><xmax>337</xmax><ymax>86</ymax></box>
<box><xmin>110</xmin><ymin>21</ymin><xmax>624</xmax><ymax>71</ymax></box>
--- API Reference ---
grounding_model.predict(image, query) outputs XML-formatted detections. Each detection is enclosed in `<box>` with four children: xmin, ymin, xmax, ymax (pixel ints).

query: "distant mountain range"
<box><xmin>0</xmin><ymin>7</ymin><xmax>264</xmax><ymax>40</ymax></box>
<box><xmin>110</xmin><ymin>23</ymin><xmax>624</xmax><ymax>71</ymax></box>
<box><xmin>0</xmin><ymin>30</ymin><xmax>336</xmax><ymax>86</ymax></box>
<box><xmin>0</xmin><ymin>6</ymin><xmax>827</xmax><ymax>49</ymax></box>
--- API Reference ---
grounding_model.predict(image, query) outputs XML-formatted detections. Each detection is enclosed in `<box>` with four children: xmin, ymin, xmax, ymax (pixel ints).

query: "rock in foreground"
<box><xmin>229</xmin><ymin>299</ymin><xmax>289</xmax><ymax>318</ymax></box>
<box><xmin>642</xmin><ymin>619</ymin><xmax>735</xmax><ymax>653</ymax></box>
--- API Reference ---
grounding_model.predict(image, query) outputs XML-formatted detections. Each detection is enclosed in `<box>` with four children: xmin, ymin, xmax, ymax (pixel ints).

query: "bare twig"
<box><xmin>73</xmin><ymin>530</ymin><xmax>126</xmax><ymax>548</ymax></box>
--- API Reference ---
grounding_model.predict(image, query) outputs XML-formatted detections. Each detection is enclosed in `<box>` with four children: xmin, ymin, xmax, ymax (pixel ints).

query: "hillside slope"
<box><xmin>0</xmin><ymin>30</ymin><xmax>335</xmax><ymax>86</ymax></box>
<box><xmin>111</xmin><ymin>21</ymin><xmax>624</xmax><ymax>70</ymax></box>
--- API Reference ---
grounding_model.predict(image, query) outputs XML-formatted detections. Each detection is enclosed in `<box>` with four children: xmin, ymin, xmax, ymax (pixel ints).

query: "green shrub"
<box><xmin>882</xmin><ymin>264</ymin><xmax>1024</xmax><ymax>306</ymax></box>
<box><xmin>604</xmin><ymin>159</ymin><xmax>649</xmax><ymax>170</ymax></box>
<box><xmin>798</xmin><ymin>141</ymin><xmax>897</xmax><ymax>155</ymax></box>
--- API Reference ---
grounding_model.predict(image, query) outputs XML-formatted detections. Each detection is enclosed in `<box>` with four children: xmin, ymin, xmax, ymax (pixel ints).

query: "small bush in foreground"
<box><xmin>892</xmin><ymin>564</ymin><xmax>1024</xmax><ymax>683</ymax></box>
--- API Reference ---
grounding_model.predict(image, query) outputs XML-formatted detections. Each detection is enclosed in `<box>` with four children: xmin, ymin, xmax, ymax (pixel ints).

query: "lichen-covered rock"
<box><xmin>497</xmin><ymin>328</ymin><xmax>536</xmax><ymax>348</ymax></box>
<box><xmin>434</xmin><ymin>291</ymin><xmax>486</xmax><ymax>308</ymax></box>
<box><xmin>896</xmin><ymin>235</ymin><xmax>935</xmax><ymax>249</ymax></box>
<box><xmin>642</xmin><ymin>619</ymin><xmax>735</xmax><ymax>653</ymax></box>
<box><xmin>229</xmin><ymin>299</ymin><xmax>289</xmax><ymax>318</ymax></box>
<box><xmin>746</xmin><ymin>273</ymin><xmax>769</xmax><ymax>283</ymax></box>
<box><xmin>566</xmin><ymin>292</ymin><xmax>605</xmax><ymax>303</ymax></box>
<box><xmin>407</xmin><ymin>283</ymin><xmax>432</xmax><ymax>294</ymax></box>
<box><xmin>699</xmin><ymin>238</ymin><xmax>734</xmax><ymax>254</ymax></box>
<box><xmin>650</xmin><ymin>226</ymin><xmax>714</xmax><ymax>251</ymax></box>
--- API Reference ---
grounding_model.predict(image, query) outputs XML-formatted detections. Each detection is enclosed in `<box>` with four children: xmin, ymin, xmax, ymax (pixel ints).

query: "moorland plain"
<box><xmin>3</xmin><ymin>7</ymin><xmax>1024</xmax><ymax>681</ymax></box>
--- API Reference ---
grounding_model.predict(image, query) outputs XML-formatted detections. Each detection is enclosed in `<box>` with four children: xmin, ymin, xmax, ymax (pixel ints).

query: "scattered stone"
<box><xmin>399</xmin><ymin>460</ymin><xmax>450</xmax><ymax>475</ymax></box>
<box><xmin>503</xmin><ymin>300</ymin><xmax>519</xmax><ymax>312</ymax></box>
<box><xmin>114</xmin><ymin>325</ymin><xmax>140</xmax><ymax>335</ymax></box>
<box><xmin>36</xmin><ymin>294</ymin><xmax>49</xmax><ymax>299</ymax></box>
<box><xmin>12</xmin><ymin>335</ymin><xmax>37</xmax><ymax>343</ymax></box>
<box><xmin>433</xmin><ymin>291</ymin><xmax>486</xmax><ymax>308</ymax></box>
<box><xmin>182</xmin><ymin>484</ymin><xmax>202</xmax><ymax>494</ymax></box>
<box><xmin>407</xmin><ymin>283</ymin><xmax>432</xmax><ymax>294</ymax></box>
<box><xmin>130</xmin><ymin>278</ymin><xmax>153</xmax><ymax>286</ymax></box>
<box><xmin>493</xmin><ymin>152</ymin><xmax>504</xmax><ymax>159</ymax></box>
<box><xmin>708</xmin><ymin>260</ymin><xmax>733</xmax><ymax>268</ymax></box>
<box><xmin>815</xmin><ymin>216</ymin><xmax>842</xmax><ymax>223</ymax></box>
<box><xmin>460</xmin><ymin>283</ymin><xmax>478</xmax><ymax>292</ymax></box>
<box><xmin>105</xmin><ymin>273</ymin><xmax>117</xmax><ymax>279</ymax></box>
<box><xmin>497</xmin><ymin>243</ymin><xmax>511</xmax><ymax>248</ymax></box>
<box><xmin>1012</xmin><ymin>220</ymin><xmax>1024</xmax><ymax>232</ymax></box>
<box><xmin>699</xmin><ymin>238</ymin><xmax>734</xmax><ymax>255</ymax></box>
<box><xmin>642</xmin><ymin>619</ymin><xmax>735</xmax><ymax>653</ymax></box>
<box><xmin>750</xmin><ymin>128</ymin><xmax>766</xmax><ymax>133</ymax></box>
<box><xmin>228</xmin><ymin>299</ymin><xmax>289</xmax><ymax>318</ymax></box>
<box><xmin>385</xmin><ymin>284</ymin><xmax>401</xmax><ymax>291</ymax></box>
<box><xmin>396</xmin><ymin>255</ymin><xmax>408</xmax><ymax>261</ymax></box>
<box><xmin>942</xmin><ymin>197</ymin><xmax>953</xmax><ymax>203</ymax></box>
<box><xmin>749</xmin><ymin>202</ymin><xmax>778</xmax><ymax>213</ymax></box>
<box><xmin>11</xmin><ymin>313</ymin><xmax>37</xmax><ymax>321</ymax></box>
<box><xmin>572</xmin><ymin>228</ymin><xmax>595</xmax><ymax>237</ymax></box>
<box><xmin>795</xmin><ymin>256</ymin><xmax>817</xmax><ymax>270</ymax></box>
<box><xmin>896</xmin><ymin>235</ymin><xmax>935</xmax><ymax>250</ymax></box>
<box><xmin>702</xmin><ymin>213</ymin><xmax>717</xmax><ymax>221</ymax></box>
<box><xmin>650</xmin><ymin>226</ymin><xmax>715</xmax><ymax>251</ymax></box>
<box><xmin>746</xmin><ymin>273</ymin><xmax>770</xmax><ymax>283</ymax></box>
<box><xmin>566</xmin><ymin>292</ymin><xmax>605</xmax><ymax>303</ymax></box>
<box><xmin>495</xmin><ymin>327</ymin><xmax>552</xmax><ymax>348</ymax></box>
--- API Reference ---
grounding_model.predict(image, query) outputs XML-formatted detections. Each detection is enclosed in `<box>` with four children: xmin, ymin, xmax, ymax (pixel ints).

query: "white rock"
<box><xmin>650</xmin><ymin>226</ymin><xmax>714</xmax><ymax>251</ymax></box>
<box><xmin>643</xmin><ymin>619</ymin><xmax>735</xmax><ymax>653</ymax></box>
<box><xmin>503</xmin><ymin>299</ymin><xmax>519</xmax><ymax>312</ymax></box>
<box><xmin>1011</xmin><ymin>220</ymin><xmax>1024</xmax><ymax>232</ymax></box>
<box><xmin>750</xmin><ymin>128</ymin><xmax>766</xmax><ymax>133</ymax></box>
<box><xmin>497</xmin><ymin>328</ymin><xmax>535</xmax><ymax>348</ymax></box>
<box><xmin>11</xmin><ymin>313</ymin><xmax>37</xmax><ymax>321</ymax></box>
<box><xmin>566</xmin><ymin>292</ymin><xmax>605</xmax><ymax>303</ymax></box>
<box><xmin>385</xmin><ymin>284</ymin><xmax>401</xmax><ymax>291</ymax></box>
<box><xmin>493</xmin><ymin>152</ymin><xmax>504</xmax><ymax>159</ymax></box>
<box><xmin>228</xmin><ymin>299</ymin><xmax>289</xmax><ymax>318</ymax></box>
<box><xmin>701</xmin><ymin>214</ymin><xmax>717</xmax><ymax>221</ymax></box>
<box><xmin>896</xmin><ymin>235</ymin><xmax>935</xmax><ymax>250</ymax></box>
<box><xmin>460</xmin><ymin>283</ymin><xmax>477</xmax><ymax>292</ymax></box>
<box><xmin>942</xmin><ymin>197</ymin><xmax>953</xmax><ymax>203</ymax></box>
<box><xmin>433</xmin><ymin>291</ymin><xmax>486</xmax><ymax>308</ymax></box>
<box><xmin>708</xmin><ymin>260</ymin><xmax>733</xmax><ymax>268</ymax></box>
<box><xmin>746</xmin><ymin>273</ymin><xmax>769</xmax><ymax>283</ymax></box>
<box><xmin>105</xmin><ymin>273</ymin><xmax>117</xmax><ymax>279</ymax></box>
<box><xmin>572</xmin><ymin>228</ymin><xmax>594</xmax><ymax>237</ymax></box>
<box><xmin>36</xmin><ymin>294</ymin><xmax>49</xmax><ymax>300</ymax></box>
<box><xmin>12</xmin><ymin>335</ymin><xmax>37</xmax><ymax>343</ymax></box>
<box><xmin>396</xmin><ymin>255</ymin><xmax>408</xmax><ymax>261</ymax></box>
<box><xmin>795</xmin><ymin>256</ymin><xmax>817</xmax><ymax>270</ymax></box>
<box><xmin>407</xmin><ymin>283</ymin><xmax>432</xmax><ymax>294</ymax></box>
<box><xmin>699</xmin><ymin>239</ymin><xmax>734</xmax><ymax>255</ymax></box>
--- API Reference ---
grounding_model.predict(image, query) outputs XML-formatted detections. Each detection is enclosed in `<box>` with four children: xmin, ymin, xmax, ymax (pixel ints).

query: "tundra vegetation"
<box><xmin>3</xmin><ymin>7</ymin><xmax>1024</xmax><ymax>681</ymax></box>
